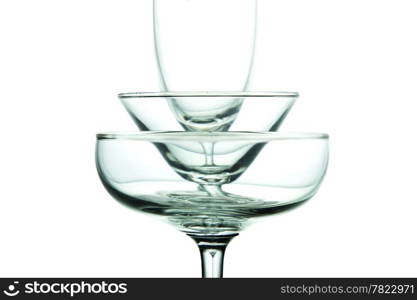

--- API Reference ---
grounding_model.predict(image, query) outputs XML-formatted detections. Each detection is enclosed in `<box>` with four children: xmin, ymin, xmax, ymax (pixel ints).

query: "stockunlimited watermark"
<box><xmin>2</xmin><ymin>280</ymin><xmax>127</xmax><ymax>297</ymax></box>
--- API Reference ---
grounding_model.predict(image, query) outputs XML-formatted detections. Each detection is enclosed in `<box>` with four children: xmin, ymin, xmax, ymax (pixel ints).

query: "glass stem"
<box><xmin>189</xmin><ymin>234</ymin><xmax>238</xmax><ymax>278</ymax></box>
<box><xmin>202</xmin><ymin>141</ymin><xmax>215</xmax><ymax>166</ymax></box>
<box><xmin>200</xmin><ymin>184</ymin><xmax>225</xmax><ymax>197</ymax></box>
<box><xmin>199</xmin><ymin>245</ymin><xmax>226</xmax><ymax>278</ymax></box>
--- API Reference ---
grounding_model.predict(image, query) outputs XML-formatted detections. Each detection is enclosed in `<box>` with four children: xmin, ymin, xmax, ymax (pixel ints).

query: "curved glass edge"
<box><xmin>118</xmin><ymin>91</ymin><xmax>300</xmax><ymax>99</ymax></box>
<box><xmin>96</xmin><ymin>131</ymin><xmax>329</xmax><ymax>142</ymax></box>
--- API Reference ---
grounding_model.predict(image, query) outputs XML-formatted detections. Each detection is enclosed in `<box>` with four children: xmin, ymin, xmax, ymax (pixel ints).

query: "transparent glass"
<box><xmin>96</xmin><ymin>132</ymin><xmax>329</xmax><ymax>277</ymax></box>
<box><xmin>119</xmin><ymin>92</ymin><xmax>298</xmax><ymax>132</ymax></box>
<box><xmin>154</xmin><ymin>0</ymin><xmax>257</xmax><ymax>92</ymax></box>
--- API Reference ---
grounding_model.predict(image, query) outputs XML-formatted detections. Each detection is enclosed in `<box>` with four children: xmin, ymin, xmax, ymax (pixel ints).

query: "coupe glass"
<box><xmin>153</xmin><ymin>0</ymin><xmax>258</xmax><ymax>91</ymax></box>
<box><xmin>96</xmin><ymin>132</ymin><xmax>329</xmax><ymax>277</ymax></box>
<box><xmin>119</xmin><ymin>92</ymin><xmax>298</xmax><ymax>132</ymax></box>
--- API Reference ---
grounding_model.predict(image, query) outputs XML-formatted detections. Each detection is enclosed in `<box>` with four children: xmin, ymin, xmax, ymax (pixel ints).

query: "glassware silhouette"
<box><xmin>153</xmin><ymin>0</ymin><xmax>257</xmax><ymax>92</ymax></box>
<box><xmin>96</xmin><ymin>132</ymin><xmax>329</xmax><ymax>277</ymax></box>
<box><xmin>120</xmin><ymin>92</ymin><xmax>298</xmax><ymax>132</ymax></box>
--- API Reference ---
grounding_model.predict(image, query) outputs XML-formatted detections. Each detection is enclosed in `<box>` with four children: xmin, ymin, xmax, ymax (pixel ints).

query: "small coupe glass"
<box><xmin>119</xmin><ymin>92</ymin><xmax>298</xmax><ymax>132</ymax></box>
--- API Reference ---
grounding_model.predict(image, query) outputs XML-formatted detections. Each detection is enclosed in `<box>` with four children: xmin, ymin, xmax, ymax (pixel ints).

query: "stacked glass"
<box><xmin>96</xmin><ymin>0</ymin><xmax>329</xmax><ymax>278</ymax></box>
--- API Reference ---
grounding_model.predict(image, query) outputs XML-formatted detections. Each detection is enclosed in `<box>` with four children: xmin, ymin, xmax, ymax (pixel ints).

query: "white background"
<box><xmin>1</xmin><ymin>0</ymin><xmax>416</xmax><ymax>277</ymax></box>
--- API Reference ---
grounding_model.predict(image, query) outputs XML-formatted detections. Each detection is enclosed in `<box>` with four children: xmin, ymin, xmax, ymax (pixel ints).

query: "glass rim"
<box><xmin>118</xmin><ymin>91</ymin><xmax>299</xmax><ymax>99</ymax></box>
<box><xmin>96</xmin><ymin>131</ymin><xmax>329</xmax><ymax>142</ymax></box>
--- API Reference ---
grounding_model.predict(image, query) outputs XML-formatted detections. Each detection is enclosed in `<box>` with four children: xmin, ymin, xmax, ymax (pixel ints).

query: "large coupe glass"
<box><xmin>153</xmin><ymin>0</ymin><xmax>258</xmax><ymax>91</ymax></box>
<box><xmin>96</xmin><ymin>132</ymin><xmax>329</xmax><ymax>277</ymax></box>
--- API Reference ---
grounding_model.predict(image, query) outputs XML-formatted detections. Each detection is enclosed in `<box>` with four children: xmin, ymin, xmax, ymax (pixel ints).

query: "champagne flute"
<box><xmin>153</xmin><ymin>0</ymin><xmax>258</xmax><ymax>92</ymax></box>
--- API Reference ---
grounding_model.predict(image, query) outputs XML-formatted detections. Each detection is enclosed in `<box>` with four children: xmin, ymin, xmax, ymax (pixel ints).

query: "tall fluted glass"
<box><xmin>153</xmin><ymin>0</ymin><xmax>258</xmax><ymax>91</ymax></box>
